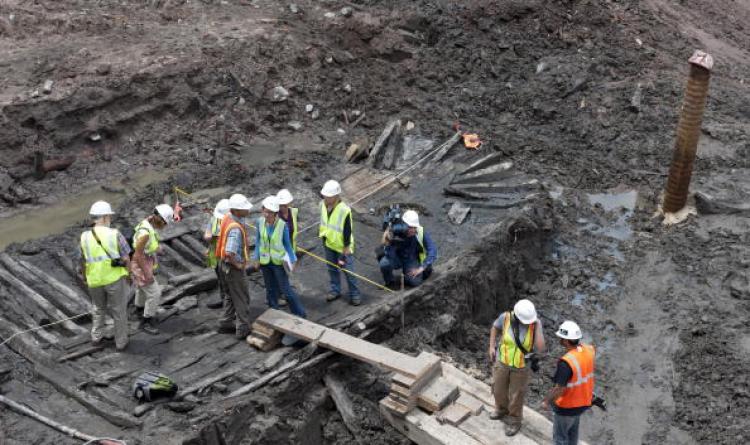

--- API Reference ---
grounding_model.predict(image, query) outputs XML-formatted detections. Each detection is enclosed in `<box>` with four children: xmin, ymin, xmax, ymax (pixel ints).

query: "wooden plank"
<box><xmin>437</xmin><ymin>403</ymin><xmax>471</xmax><ymax>426</ymax></box>
<box><xmin>417</xmin><ymin>377</ymin><xmax>459</xmax><ymax>412</ymax></box>
<box><xmin>324</xmin><ymin>374</ymin><xmax>360</xmax><ymax>440</ymax></box>
<box><xmin>181</xmin><ymin>235</ymin><xmax>210</xmax><ymax>259</ymax></box>
<box><xmin>161</xmin><ymin>243</ymin><xmax>201</xmax><ymax>272</ymax></box>
<box><xmin>458</xmin><ymin>411</ymin><xmax>537</xmax><ymax>445</ymax></box>
<box><xmin>0</xmin><ymin>265</ymin><xmax>87</xmax><ymax>335</ymax></box>
<box><xmin>170</xmin><ymin>238</ymin><xmax>206</xmax><ymax>265</ymax></box>
<box><xmin>366</xmin><ymin>119</ymin><xmax>400</xmax><ymax>167</ymax></box>
<box><xmin>17</xmin><ymin>258</ymin><xmax>90</xmax><ymax>315</ymax></box>
<box><xmin>57</xmin><ymin>345</ymin><xmax>104</xmax><ymax>363</ymax></box>
<box><xmin>380</xmin><ymin>399</ymin><xmax>482</xmax><ymax>445</ymax></box>
<box><xmin>455</xmin><ymin>392</ymin><xmax>484</xmax><ymax>416</ymax></box>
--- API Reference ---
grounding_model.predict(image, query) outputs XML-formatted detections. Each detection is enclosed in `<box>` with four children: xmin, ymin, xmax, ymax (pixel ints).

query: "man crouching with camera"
<box><xmin>378</xmin><ymin>207</ymin><xmax>437</xmax><ymax>289</ymax></box>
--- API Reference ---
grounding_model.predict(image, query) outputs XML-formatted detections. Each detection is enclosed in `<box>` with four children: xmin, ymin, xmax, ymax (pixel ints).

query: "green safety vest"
<box><xmin>206</xmin><ymin>216</ymin><xmax>221</xmax><ymax>268</ymax></box>
<box><xmin>134</xmin><ymin>219</ymin><xmax>160</xmax><ymax>269</ymax></box>
<box><xmin>80</xmin><ymin>226</ymin><xmax>129</xmax><ymax>288</ymax></box>
<box><xmin>498</xmin><ymin>312</ymin><xmax>535</xmax><ymax>368</ymax></box>
<box><xmin>257</xmin><ymin>217</ymin><xmax>287</xmax><ymax>266</ymax></box>
<box><xmin>416</xmin><ymin>227</ymin><xmax>426</xmax><ymax>265</ymax></box>
<box><xmin>319</xmin><ymin>201</ymin><xmax>354</xmax><ymax>254</ymax></box>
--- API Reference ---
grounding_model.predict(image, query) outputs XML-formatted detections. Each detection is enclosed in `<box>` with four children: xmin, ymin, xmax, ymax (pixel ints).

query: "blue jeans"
<box><xmin>260</xmin><ymin>264</ymin><xmax>306</xmax><ymax>318</ymax></box>
<box><xmin>324</xmin><ymin>246</ymin><xmax>359</xmax><ymax>300</ymax></box>
<box><xmin>553</xmin><ymin>412</ymin><xmax>581</xmax><ymax>445</ymax></box>
<box><xmin>379</xmin><ymin>254</ymin><xmax>423</xmax><ymax>287</ymax></box>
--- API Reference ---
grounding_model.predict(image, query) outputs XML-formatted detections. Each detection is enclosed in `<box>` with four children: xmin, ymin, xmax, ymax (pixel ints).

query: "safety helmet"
<box><xmin>89</xmin><ymin>200</ymin><xmax>114</xmax><ymax>216</ymax></box>
<box><xmin>262</xmin><ymin>195</ymin><xmax>280</xmax><ymax>213</ymax></box>
<box><xmin>277</xmin><ymin>189</ymin><xmax>294</xmax><ymax>205</ymax></box>
<box><xmin>556</xmin><ymin>320</ymin><xmax>582</xmax><ymax>340</ymax></box>
<box><xmin>154</xmin><ymin>204</ymin><xmax>174</xmax><ymax>225</ymax></box>
<box><xmin>513</xmin><ymin>299</ymin><xmax>538</xmax><ymax>324</ymax></box>
<box><xmin>402</xmin><ymin>210</ymin><xmax>421</xmax><ymax>228</ymax></box>
<box><xmin>213</xmin><ymin>198</ymin><xmax>230</xmax><ymax>219</ymax></box>
<box><xmin>320</xmin><ymin>180</ymin><xmax>342</xmax><ymax>197</ymax></box>
<box><xmin>228</xmin><ymin>193</ymin><xmax>253</xmax><ymax>211</ymax></box>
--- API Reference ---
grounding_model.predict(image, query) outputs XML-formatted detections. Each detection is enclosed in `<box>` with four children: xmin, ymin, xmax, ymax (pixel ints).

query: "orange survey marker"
<box><xmin>462</xmin><ymin>133</ymin><xmax>482</xmax><ymax>150</ymax></box>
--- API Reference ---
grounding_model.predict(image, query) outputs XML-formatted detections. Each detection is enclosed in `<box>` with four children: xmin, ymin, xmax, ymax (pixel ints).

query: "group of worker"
<box><xmin>489</xmin><ymin>299</ymin><xmax>595</xmax><ymax>445</ymax></box>
<box><xmin>78</xmin><ymin>178</ymin><xmax>438</xmax><ymax>347</ymax></box>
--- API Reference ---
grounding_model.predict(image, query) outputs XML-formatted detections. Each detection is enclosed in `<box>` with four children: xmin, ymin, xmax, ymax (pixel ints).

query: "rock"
<box><xmin>0</xmin><ymin>169</ymin><xmax>13</xmax><ymax>195</ymax></box>
<box><xmin>31</xmin><ymin>90</ymin><xmax>40</xmax><ymax>98</ymax></box>
<box><xmin>42</xmin><ymin>80</ymin><xmax>53</xmax><ymax>94</ymax></box>
<box><xmin>340</xmin><ymin>6</ymin><xmax>353</xmax><ymax>17</ymax></box>
<box><xmin>343</xmin><ymin>83</ymin><xmax>352</xmax><ymax>93</ymax></box>
<box><xmin>288</xmin><ymin>121</ymin><xmax>303</xmax><ymax>131</ymax></box>
<box><xmin>305</xmin><ymin>104</ymin><xmax>314</xmax><ymax>113</ymax></box>
<box><xmin>324</xmin><ymin>12</ymin><xmax>336</xmax><ymax>19</ymax></box>
<box><xmin>238</xmin><ymin>97</ymin><xmax>246</xmax><ymax>106</ymax></box>
<box><xmin>311</xmin><ymin>109</ymin><xmax>320</xmax><ymax>120</ymax></box>
<box><xmin>166</xmin><ymin>401</ymin><xmax>196</xmax><ymax>413</ymax></box>
<box><xmin>629</xmin><ymin>82</ymin><xmax>642</xmax><ymax>112</ymax></box>
<box><xmin>270</xmin><ymin>86</ymin><xmax>289</xmax><ymax>102</ymax></box>
<box><xmin>345</xmin><ymin>143</ymin><xmax>368</xmax><ymax>162</ymax></box>
<box><xmin>175</xmin><ymin>296</ymin><xmax>198</xmax><ymax>311</ymax></box>
<box><xmin>90</xmin><ymin>133</ymin><xmax>102</xmax><ymax>142</ymax></box>
<box><xmin>336</xmin><ymin>128</ymin><xmax>346</xmax><ymax>135</ymax></box>
<box><xmin>325</xmin><ymin>56</ymin><xmax>334</xmax><ymax>64</ymax></box>
<box><xmin>289</xmin><ymin>3</ymin><xmax>299</xmax><ymax>14</ymax></box>
<box><xmin>536</xmin><ymin>62</ymin><xmax>547</xmax><ymax>74</ymax></box>
<box><xmin>448</xmin><ymin>202</ymin><xmax>471</xmax><ymax>225</ymax></box>
<box><xmin>95</xmin><ymin>63</ymin><xmax>111</xmax><ymax>75</ymax></box>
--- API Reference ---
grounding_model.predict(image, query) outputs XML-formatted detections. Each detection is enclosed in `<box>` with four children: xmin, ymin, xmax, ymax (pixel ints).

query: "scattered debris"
<box><xmin>270</xmin><ymin>86</ymin><xmax>289</xmax><ymax>102</ymax></box>
<box><xmin>42</xmin><ymin>80</ymin><xmax>53</xmax><ymax>94</ymax></box>
<box><xmin>340</xmin><ymin>6</ymin><xmax>353</xmax><ymax>17</ymax></box>
<box><xmin>289</xmin><ymin>3</ymin><xmax>299</xmax><ymax>14</ymax></box>
<box><xmin>305</xmin><ymin>103</ymin><xmax>314</xmax><ymax>113</ymax></box>
<box><xmin>629</xmin><ymin>82</ymin><xmax>642</xmax><ymax>112</ymax></box>
<box><xmin>447</xmin><ymin>202</ymin><xmax>471</xmax><ymax>225</ymax></box>
<box><xmin>288</xmin><ymin>121</ymin><xmax>303</xmax><ymax>131</ymax></box>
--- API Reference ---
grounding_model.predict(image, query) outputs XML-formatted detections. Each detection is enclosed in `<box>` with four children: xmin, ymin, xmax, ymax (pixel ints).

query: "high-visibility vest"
<box><xmin>416</xmin><ymin>227</ymin><xmax>426</xmax><ymax>265</ymax></box>
<box><xmin>497</xmin><ymin>311</ymin><xmax>535</xmax><ymax>368</ymax></box>
<box><xmin>257</xmin><ymin>217</ymin><xmax>286</xmax><ymax>266</ymax></box>
<box><xmin>134</xmin><ymin>219</ymin><xmax>159</xmax><ymax>255</ymax></box>
<box><xmin>555</xmin><ymin>344</ymin><xmax>595</xmax><ymax>409</ymax></box>
<box><xmin>80</xmin><ymin>226</ymin><xmax>129</xmax><ymax>288</ymax></box>
<box><xmin>206</xmin><ymin>216</ymin><xmax>221</xmax><ymax>268</ymax></box>
<box><xmin>319</xmin><ymin>201</ymin><xmax>354</xmax><ymax>254</ymax></box>
<box><xmin>215</xmin><ymin>214</ymin><xmax>249</xmax><ymax>263</ymax></box>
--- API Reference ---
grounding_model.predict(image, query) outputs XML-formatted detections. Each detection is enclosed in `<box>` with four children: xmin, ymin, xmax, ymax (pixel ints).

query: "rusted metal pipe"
<box><xmin>663</xmin><ymin>50</ymin><xmax>714</xmax><ymax>213</ymax></box>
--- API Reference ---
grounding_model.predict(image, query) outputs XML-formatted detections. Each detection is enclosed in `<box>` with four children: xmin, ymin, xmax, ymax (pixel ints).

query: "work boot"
<box><xmin>235</xmin><ymin>326</ymin><xmax>250</xmax><ymax>339</ymax></box>
<box><xmin>350</xmin><ymin>297</ymin><xmax>362</xmax><ymax>306</ymax></box>
<box><xmin>217</xmin><ymin>322</ymin><xmax>235</xmax><ymax>334</ymax></box>
<box><xmin>278</xmin><ymin>295</ymin><xmax>288</xmax><ymax>307</ymax></box>
<box><xmin>489</xmin><ymin>411</ymin><xmax>506</xmax><ymax>421</ymax></box>
<box><xmin>206</xmin><ymin>297</ymin><xmax>223</xmax><ymax>309</ymax></box>
<box><xmin>140</xmin><ymin>317</ymin><xmax>159</xmax><ymax>335</ymax></box>
<box><xmin>504</xmin><ymin>422</ymin><xmax>522</xmax><ymax>437</ymax></box>
<box><xmin>326</xmin><ymin>292</ymin><xmax>341</xmax><ymax>302</ymax></box>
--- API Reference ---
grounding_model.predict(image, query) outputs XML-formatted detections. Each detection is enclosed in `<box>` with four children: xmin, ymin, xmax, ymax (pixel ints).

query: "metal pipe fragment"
<box><xmin>663</xmin><ymin>50</ymin><xmax>714</xmax><ymax>213</ymax></box>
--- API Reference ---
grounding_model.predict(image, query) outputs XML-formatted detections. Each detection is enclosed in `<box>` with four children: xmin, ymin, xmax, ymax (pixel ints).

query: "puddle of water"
<box><xmin>587</xmin><ymin>190</ymin><xmax>637</xmax><ymax>212</ymax></box>
<box><xmin>0</xmin><ymin>170</ymin><xmax>165</xmax><ymax>250</ymax></box>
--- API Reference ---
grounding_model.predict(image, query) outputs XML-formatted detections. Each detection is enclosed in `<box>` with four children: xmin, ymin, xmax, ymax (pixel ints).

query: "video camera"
<box><xmin>382</xmin><ymin>204</ymin><xmax>410</xmax><ymax>243</ymax></box>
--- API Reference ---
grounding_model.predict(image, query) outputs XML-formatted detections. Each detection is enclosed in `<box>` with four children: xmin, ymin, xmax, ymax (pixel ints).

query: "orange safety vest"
<box><xmin>214</xmin><ymin>214</ymin><xmax>249</xmax><ymax>263</ymax></box>
<box><xmin>555</xmin><ymin>344</ymin><xmax>595</xmax><ymax>409</ymax></box>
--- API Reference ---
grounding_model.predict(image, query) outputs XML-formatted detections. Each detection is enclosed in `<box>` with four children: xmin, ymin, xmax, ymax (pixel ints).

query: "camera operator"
<box><xmin>379</xmin><ymin>209</ymin><xmax>437</xmax><ymax>288</ymax></box>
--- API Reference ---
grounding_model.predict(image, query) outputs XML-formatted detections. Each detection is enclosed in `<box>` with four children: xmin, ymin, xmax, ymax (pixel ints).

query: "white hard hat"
<box><xmin>228</xmin><ymin>193</ymin><xmax>253</xmax><ymax>211</ymax></box>
<box><xmin>277</xmin><ymin>189</ymin><xmax>294</xmax><ymax>205</ymax></box>
<box><xmin>513</xmin><ymin>299</ymin><xmax>538</xmax><ymax>324</ymax></box>
<box><xmin>262</xmin><ymin>195</ymin><xmax>280</xmax><ymax>213</ymax></box>
<box><xmin>213</xmin><ymin>198</ymin><xmax>230</xmax><ymax>219</ymax></box>
<box><xmin>556</xmin><ymin>320</ymin><xmax>582</xmax><ymax>340</ymax></box>
<box><xmin>89</xmin><ymin>200</ymin><xmax>114</xmax><ymax>216</ymax></box>
<box><xmin>155</xmin><ymin>204</ymin><xmax>174</xmax><ymax>225</ymax></box>
<box><xmin>402</xmin><ymin>210</ymin><xmax>421</xmax><ymax>228</ymax></box>
<box><xmin>321</xmin><ymin>180</ymin><xmax>342</xmax><ymax>197</ymax></box>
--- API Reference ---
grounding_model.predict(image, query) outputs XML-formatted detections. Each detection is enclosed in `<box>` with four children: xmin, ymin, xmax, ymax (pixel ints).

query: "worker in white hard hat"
<box><xmin>79</xmin><ymin>201</ymin><xmax>132</xmax><ymax>350</ymax></box>
<box><xmin>203</xmin><ymin>198</ymin><xmax>230</xmax><ymax>310</ymax></box>
<box><xmin>276</xmin><ymin>188</ymin><xmax>299</xmax><ymax>307</ymax></box>
<box><xmin>250</xmin><ymin>196</ymin><xmax>306</xmax><ymax>318</ymax></box>
<box><xmin>318</xmin><ymin>179</ymin><xmax>360</xmax><ymax>305</ymax></box>
<box><xmin>130</xmin><ymin>203</ymin><xmax>173</xmax><ymax>335</ymax></box>
<box><xmin>542</xmin><ymin>321</ymin><xmax>596</xmax><ymax>445</ymax></box>
<box><xmin>379</xmin><ymin>209</ymin><xmax>438</xmax><ymax>288</ymax></box>
<box><xmin>215</xmin><ymin>193</ymin><xmax>254</xmax><ymax>339</ymax></box>
<box><xmin>488</xmin><ymin>299</ymin><xmax>546</xmax><ymax>436</ymax></box>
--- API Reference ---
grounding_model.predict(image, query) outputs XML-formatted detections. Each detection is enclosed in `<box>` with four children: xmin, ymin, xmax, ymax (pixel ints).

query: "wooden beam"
<box><xmin>57</xmin><ymin>345</ymin><xmax>104</xmax><ymax>363</ymax></box>
<box><xmin>417</xmin><ymin>377</ymin><xmax>459</xmax><ymax>413</ymax></box>
<box><xmin>254</xmin><ymin>310</ymin><xmax>438</xmax><ymax>379</ymax></box>
<box><xmin>170</xmin><ymin>238</ymin><xmax>206</xmax><ymax>265</ymax></box>
<box><xmin>161</xmin><ymin>243</ymin><xmax>201</xmax><ymax>272</ymax></box>
<box><xmin>324</xmin><ymin>374</ymin><xmax>361</xmax><ymax>441</ymax></box>
<box><xmin>367</xmin><ymin>119</ymin><xmax>400</xmax><ymax>167</ymax></box>
<box><xmin>16</xmin><ymin>257</ymin><xmax>90</xmax><ymax>315</ymax></box>
<box><xmin>0</xmin><ymin>394</ymin><xmax>99</xmax><ymax>442</ymax></box>
<box><xmin>161</xmin><ymin>272</ymin><xmax>217</xmax><ymax>305</ymax></box>
<box><xmin>379</xmin><ymin>399</ymin><xmax>482</xmax><ymax>445</ymax></box>
<box><xmin>0</xmin><ymin>265</ymin><xmax>87</xmax><ymax>336</ymax></box>
<box><xmin>436</xmin><ymin>403</ymin><xmax>471</xmax><ymax>426</ymax></box>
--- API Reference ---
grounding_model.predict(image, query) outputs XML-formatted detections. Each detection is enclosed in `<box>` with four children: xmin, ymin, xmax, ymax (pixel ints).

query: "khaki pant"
<box><xmin>135</xmin><ymin>280</ymin><xmax>161</xmax><ymax>318</ymax></box>
<box><xmin>492</xmin><ymin>362</ymin><xmax>530</xmax><ymax>426</ymax></box>
<box><xmin>219</xmin><ymin>262</ymin><xmax>253</xmax><ymax>333</ymax></box>
<box><xmin>89</xmin><ymin>277</ymin><xmax>129</xmax><ymax>349</ymax></box>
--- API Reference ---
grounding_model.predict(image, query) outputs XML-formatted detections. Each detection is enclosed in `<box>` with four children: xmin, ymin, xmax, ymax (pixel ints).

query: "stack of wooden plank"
<box><xmin>382</xmin><ymin>355</ymin><xmax>441</xmax><ymax>417</ymax></box>
<box><xmin>246</xmin><ymin>322</ymin><xmax>282</xmax><ymax>351</ymax></box>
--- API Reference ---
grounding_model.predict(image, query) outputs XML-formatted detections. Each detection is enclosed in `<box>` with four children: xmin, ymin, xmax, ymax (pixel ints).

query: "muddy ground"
<box><xmin>2</xmin><ymin>0</ymin><xmax>750</xmax><ymax>444</ymax></box>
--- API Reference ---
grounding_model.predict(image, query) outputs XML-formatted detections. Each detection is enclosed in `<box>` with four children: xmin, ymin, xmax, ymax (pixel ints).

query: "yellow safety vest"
<box><xmin>319</xmin><ymin>201</ymin><xmax>354</xmax><ymax>254</ymax></box>
<box><xmin>498</xmin><ymin>311</ymin><xmax>535</xmax><ymax>368</ymax></box>
<box><xmin>416</xmin><ymin>227</ymin><xmax>426</xmax><ymax>264</ymax></box>
<box><xmin>134</xmin><ymin>219</ymin><xmax>160</xmax><ymax>269</ymax></box>
<box><xmin>80</xmin><ymin>226</ymin><xmax>129</xmax><ymax>288</ymax></box>
<box><xmin>258</xmin><ymin>217</ymin><xmax>286</xmax><ymax>266</ymax></box>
